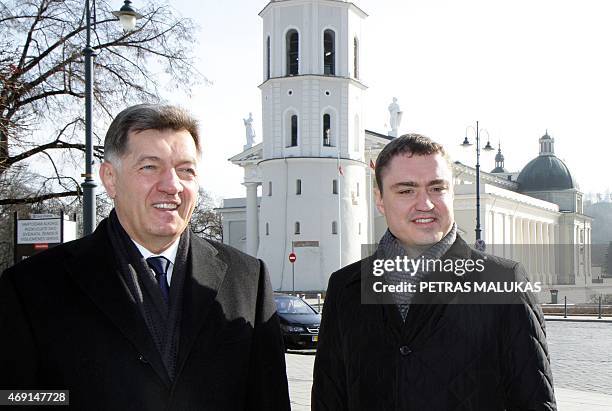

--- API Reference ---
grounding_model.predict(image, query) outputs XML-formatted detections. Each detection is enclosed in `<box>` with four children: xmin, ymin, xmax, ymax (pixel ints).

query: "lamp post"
<box><xmin>461</xmin><ymin>121</ymin><xmax>494</xmax><ymax>251</ymax></box>
<box><xmin>82</xmin><ymin>0</ymin><xmax>142</xmax><ymax>236</ymax></box>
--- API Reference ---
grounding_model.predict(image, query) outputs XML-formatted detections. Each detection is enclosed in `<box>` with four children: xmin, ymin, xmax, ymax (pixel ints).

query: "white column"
<box><xmin>536</xmin><ymin>222</ymin><xmax>543</xmax><ymax>282</ymax></box>
<box><xmin>542</xmin><ymin>223</ymin><xmax>550</xmax><ymax>284</ymax></box>
<box><xmin>574</xmin><ymin>225</ymin><xmax>580</xmax><ymax>276</ymax></box>
<box><xmin>548</xmin><ymin>224</ymin><xmax>555</xmax><ymax>285</ymax></box>
<box><xmin>526</xmin><ymin>220</ymin><xmax>534</xmax><ymax>277</ymax></box>
<box><xmin>244</xmin><ymin>182</ymin><xmax>260</xmax><ymax>257</ymax></box>
<box><xmin>586</xmin><ymin>227</ymin><xmax>592</xmax><ymax>278</ymax></box>
<box><xmin>516</xmin><ymin>217</ymin><xmax>523</xmax><ymax>264</ymax></box>
<box><xmin>490</xmin><ymin>211</ymin><xmax>496</xmax><ymax>256</ymax></box>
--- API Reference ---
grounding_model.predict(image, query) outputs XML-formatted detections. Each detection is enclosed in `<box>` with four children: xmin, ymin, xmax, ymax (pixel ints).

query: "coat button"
<box><xmin>399</xmin><ymin>345</ymin><xmax>412</xmax><ymax>356</ymax></box>
<box><xmin>138</xmin><ymin>354</ymin><xmax>148</xmax><ymax>364</ymax></box>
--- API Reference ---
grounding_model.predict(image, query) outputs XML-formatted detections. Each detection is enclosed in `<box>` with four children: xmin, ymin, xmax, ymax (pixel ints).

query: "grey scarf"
<box><xmin>376</xmin><ymin>223</ymin><xmax>457</xmax><ymax>321</ymax></box>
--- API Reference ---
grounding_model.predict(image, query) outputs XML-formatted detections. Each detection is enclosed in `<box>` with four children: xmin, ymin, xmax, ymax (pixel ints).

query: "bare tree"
<box><xmin>190</xmin><ymin>189</ymin><xmax>223</xmax><ymax>242</ymax></box>
<box><xmin>0</xmin><ymin>0</ymin><xmax>202</xmax><ymax>205</ymax></box>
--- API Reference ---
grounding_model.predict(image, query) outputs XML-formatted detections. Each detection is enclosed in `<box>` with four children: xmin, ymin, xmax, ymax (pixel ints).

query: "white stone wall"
<box><xmin>258</xmin><ymin>157</ymin><xmax>367</xmax><ymax>290</ymax></box>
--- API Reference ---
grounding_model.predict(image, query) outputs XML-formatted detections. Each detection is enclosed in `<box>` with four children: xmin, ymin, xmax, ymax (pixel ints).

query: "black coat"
<box><xmin>312</xmin><ymin>235</ymin><xmax>556</xmax><ymax>411</ymax></box>
<box><xmin>0</xmin><ymin>219</ymin><xmax>290</xmax><ymax>411</ymax></box>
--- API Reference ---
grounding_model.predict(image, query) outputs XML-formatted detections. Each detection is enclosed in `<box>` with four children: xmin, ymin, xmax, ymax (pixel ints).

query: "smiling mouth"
<box><xmin>153</xmin><ymin>203</ymin><xmax>179</xmax><ymax>210</ymax></box>
<box><xmin>412</xmin><ymin>218</ymin><xmax>435</xmax><ymax>224</ymax></box>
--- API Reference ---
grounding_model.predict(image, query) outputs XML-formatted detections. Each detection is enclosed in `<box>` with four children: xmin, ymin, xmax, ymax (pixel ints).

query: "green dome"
<box><xmin>517</xmin><ymin>155</ymin><xmax>576</xmax><ymax>191</ymax></box>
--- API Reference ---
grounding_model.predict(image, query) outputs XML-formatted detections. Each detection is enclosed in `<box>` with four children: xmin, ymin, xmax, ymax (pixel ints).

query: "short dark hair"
<box><xmin>375</xmin><ymin>133</ymin><xmax>450</xmax><ymax>193</ymax></box>
<box><xmin>104</xmin><ymin>104</ymin><xmax>200</xmax><ymax>163</ymax></box>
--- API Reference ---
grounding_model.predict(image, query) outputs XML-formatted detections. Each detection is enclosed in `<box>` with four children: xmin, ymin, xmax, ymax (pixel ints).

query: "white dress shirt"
<box><xmin>132</xmin><ymin>239</ymin><xmax>180</xmax><ymax>285</ymax></box>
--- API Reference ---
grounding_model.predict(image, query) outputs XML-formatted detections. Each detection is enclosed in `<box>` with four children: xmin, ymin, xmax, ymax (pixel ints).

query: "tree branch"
<box><xmin>0</xmin><ymin>190</ymin><xmax>80</xmax><ymax>206</ymax></box>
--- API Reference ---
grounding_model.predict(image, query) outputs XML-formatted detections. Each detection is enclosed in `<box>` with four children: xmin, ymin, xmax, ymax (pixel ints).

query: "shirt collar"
<box><xmin>132</xmin><ymin>238</ymin><xmax>180</xmax><ymax>266</ymax></box>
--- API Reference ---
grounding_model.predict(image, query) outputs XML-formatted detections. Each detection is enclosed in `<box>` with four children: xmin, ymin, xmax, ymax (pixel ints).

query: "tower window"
<box><xmin>266</xmin><ymin>36</ymin><xmax>271</xmax><ymax>80</ymax></box>
<box><xmin>323</xmin><ymin>113</ymin><xmax>331</xmax><ymax>146</ymax></box>
<box><xmin>323</xmin><ymin>30</ymin><xmax>335</xmax><ymax>75</ymax></box>
<box><xmin>268</xmin><ymin>181</ymin><xmax>272</xmax><ymax>196</ymax></box>
<box><xmin>295</xmin><ymin>222</ymin><xmax>301</xmax><ymax>235</ymax></box>
<box><xmin>353</xmin><ymin>37</ymin><xmax>359</xmax><ymax>79</ymax></box>
<box><xmin>332</xmin><ymin>221</ymin><xmax>338</xmax><ymax>235</ymax></box>
<box><xmin>356</xmin><ymin>182</ymin><xmax>360</xmax><ymax>197</ymax></box>
<box><xmin>358</xmin><ymin>222</ymin><xmax>361</xmax><ymax>235</ymax></box>
<box><xmin>286</xmin><ymin>30</ymin><xmax>299</xmax><ymax>76</ymax></box>
<box><xmin>290</xmin><ymin>114</ymin><xmax>298</xmax><ymax>147</ymax></box>
<box><xmin>332</xmin><ymin>179</ymin><xmax>338</xmax><ymax>194</ymax></box>
<box><xmin>266</xmin><ymin>222</ymin><xmax>270</xmax><ymax>236</ymax></box>
<box><xmin>296</xmin><ymin>179</ymin><xmax>302</xmax><ymax>195</ymax></box>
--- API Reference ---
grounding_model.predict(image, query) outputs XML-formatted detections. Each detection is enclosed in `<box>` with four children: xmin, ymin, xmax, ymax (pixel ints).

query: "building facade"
<box><xmin>218</xmin><ymin>0</ymin><xmax>593</xmax><ymax>295</ymax></box>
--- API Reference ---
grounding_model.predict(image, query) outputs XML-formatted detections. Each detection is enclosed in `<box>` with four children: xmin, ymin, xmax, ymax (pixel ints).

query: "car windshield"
<box><xmin>275</xmin><ymin>297</ymin><xmax>316</xmax><ymax>314</ymax></box>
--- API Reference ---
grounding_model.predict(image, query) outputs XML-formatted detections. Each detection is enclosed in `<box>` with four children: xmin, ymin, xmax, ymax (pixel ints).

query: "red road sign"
<box><xmin>289</xmin><ymin>252</ymin><xmax>296</xmax><ymax>263</ymax></box>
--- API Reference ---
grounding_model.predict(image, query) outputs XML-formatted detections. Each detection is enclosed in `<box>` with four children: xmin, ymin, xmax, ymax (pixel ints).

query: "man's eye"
<box><xmin>179</xmin><ymin>167</ymin><xmax>196</xmax><ymax>176</ymax></box>
<box><xmin>432</xmin><ymin>186</ymin><xmax>447</xmax><ymax>192</ymax></box>
<box><xmin>398</xmin><ymin>189</ymin><xmax>414</xmax><ymax>195</ymax></box>
<box><xmin>141</xmin><ymin>165</ymin><xmax>156</xmax><ymax>170</ymax></box>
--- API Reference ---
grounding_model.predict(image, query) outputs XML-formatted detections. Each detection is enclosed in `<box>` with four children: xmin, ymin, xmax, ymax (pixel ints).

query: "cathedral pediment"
<box><xmin>228</xmin><ymin>143</ymin><xmax>263</xmax><ymax>165</ymax></box>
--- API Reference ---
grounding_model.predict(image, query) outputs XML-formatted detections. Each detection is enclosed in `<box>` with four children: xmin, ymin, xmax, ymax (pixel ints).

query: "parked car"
<box><xmin>274</xmin><ymin>293</ymin><xmax>321</xmax><ymax>350</ymax></box>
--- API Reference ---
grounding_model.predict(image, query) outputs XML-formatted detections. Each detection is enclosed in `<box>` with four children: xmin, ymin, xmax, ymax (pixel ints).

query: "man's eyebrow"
<box><xmin>390</xmin><ymin>181</ymin><xmax>418</xmax><ymax>189</ymax></box>
<box><xmin>177</xmin><ymin>157</ymin><xmax>198</xmax><ymax>165</ymax></box>
<box><xmin>428</xmin><ymin>179</ymin><xmax>450</xmax><ymax>186</ymax></box>
<box><xmin>135</xmin><ymin>155</ymin><xmax>161</xmax><ymax>164</ymax></box>
<box><xmin>390</xmin><ymin>179</ymin><xmax>450</xmax><ymax>189</ymax></box>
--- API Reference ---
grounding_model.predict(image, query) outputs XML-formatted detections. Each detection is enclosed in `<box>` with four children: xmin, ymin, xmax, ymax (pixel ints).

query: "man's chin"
<box><xmin>411</xmin><ymin>233</ymin><xmax>444</xmax><ymax>247</ymax></box>
<box><xmin>149</xmin><ymin>222</ymin><xmax>185</xmax><ymax>239</ymax></box>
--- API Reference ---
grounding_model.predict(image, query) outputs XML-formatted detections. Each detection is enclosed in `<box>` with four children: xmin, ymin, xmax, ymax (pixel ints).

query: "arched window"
<box><xmin>323</xmin><ymin>113</ymin><xmax>331</xmax><ymax>146</ymax></box>
<box><xmin>332</xmin><ymin>221</ymin><xmax>338</xmax><ymax>235</ymax></box>
<box><xmin>266</xmin><ymin>36</ymin><xmax>271</xmax><ymax>80</ymax></box>
<box><xmin>290</xmin><ymin>114</ymin><xmax>298</xmax><ymax>147</ymax></box>
<box><xmin>296</xmin><ymin>179</ymin><xmax>302</xmax><ymax>195</ymax></box>
<box><xmin>332</xmin><ymin>179</ymin><xmax>338</xmax><ymax>194</ymax></box>
<box><xmin>295</xmin><ymin>222</ymin><xmax>301</xmax><ymax>235</ymax></box>
<box><xmin>265</xmin><ymin>222</ymin><xmax>270</xmax><ymax>236</ymax></box>
<box><xmin>324</xmin><ymin>30</ymin><xmax>335</xmax><ymax>75</ymax></box>
<box><xmin>286</xmin><ymin>30</ymin><xmax>299</xmax><ymax>76</ymax></box>
<box><xmin>353</xmin><ymin>37</ymin><xmax>359</xmax><ymax>79</ymax></box>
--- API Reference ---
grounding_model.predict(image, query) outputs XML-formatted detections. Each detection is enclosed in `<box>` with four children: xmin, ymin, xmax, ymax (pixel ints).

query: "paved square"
<box><xmin>285</xmin><ymin>319</ymin><xmax>612</xmax><ymax>410</ymax></box>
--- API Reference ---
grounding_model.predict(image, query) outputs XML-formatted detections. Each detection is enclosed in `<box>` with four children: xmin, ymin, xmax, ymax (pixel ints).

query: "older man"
<box><xmin>312</xmin><ymin>134</ymin><xmax>556</xmax><ymax>410</ymax></box>
<box><xmin>0</xmin><ymin>104</ymin><xmax>290</xmax><ymax>410</ymax></box>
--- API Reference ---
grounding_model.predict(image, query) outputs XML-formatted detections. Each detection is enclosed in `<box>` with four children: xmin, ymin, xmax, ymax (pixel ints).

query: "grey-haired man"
<box><xmin>0</xmin><ymin>104</ymin><xmax>290</xmax><ymax>411</ymax></box>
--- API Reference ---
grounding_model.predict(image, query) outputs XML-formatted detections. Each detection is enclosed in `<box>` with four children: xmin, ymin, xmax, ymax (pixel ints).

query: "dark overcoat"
<box><xmin>312</xmin><ymin>235</ymin><xmax>556</xmax><ymax>411</ymax></box>
<box><xmin>0</xmin><ymin>218</ymin><xmax>290</xmax><ymax>411</ymax></box>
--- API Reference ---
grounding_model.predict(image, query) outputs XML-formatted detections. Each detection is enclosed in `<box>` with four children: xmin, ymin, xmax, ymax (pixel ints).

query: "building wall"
<box><xmin>258</xmin><ymin>157</ymin><xmax>367</xmax><ymax>290</ymax></box>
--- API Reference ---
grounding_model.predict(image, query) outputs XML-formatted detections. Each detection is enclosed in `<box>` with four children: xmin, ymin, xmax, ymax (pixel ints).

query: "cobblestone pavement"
<box><xmin>285</xmin><ymin>320</ymin><xmax>612</xmax><ymax>410</ymax></box>
<box><xmin>546</xmin><ymin>321</ymin><xmax>612</xmax><ymax>396</ymax></box>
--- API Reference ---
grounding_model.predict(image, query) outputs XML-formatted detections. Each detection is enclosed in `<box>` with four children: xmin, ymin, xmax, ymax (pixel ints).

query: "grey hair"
<box><xmin>103</xmin><ymin>104</ymin><xmax>201</xmax><ymax>163</ymax></box>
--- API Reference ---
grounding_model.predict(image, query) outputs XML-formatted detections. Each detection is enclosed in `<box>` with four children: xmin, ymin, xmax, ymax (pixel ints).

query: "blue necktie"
<box><xmin>146</xmin><ymin>256</ymin><xmax>170</xmax><ymax>304</ymax></box>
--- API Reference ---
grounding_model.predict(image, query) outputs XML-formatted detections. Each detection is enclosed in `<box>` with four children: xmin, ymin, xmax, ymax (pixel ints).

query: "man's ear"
<box><xmin>374</xmin><ymin>187</ymin><xmax>385</xmax><ymax>216</ymax></box>
<box><xmin>99</xmin><ymin>161</ymin><xmax>118</xmax><ymax>199</ymax></box>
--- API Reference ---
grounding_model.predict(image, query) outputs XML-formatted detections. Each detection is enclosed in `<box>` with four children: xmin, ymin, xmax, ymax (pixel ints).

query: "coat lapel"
<box><xmin>402</xmin><ymin>235</ymin><xmax>474</xmax><ymax>344</ymax></box>
<box><xmin>176</xmin><ymin>234</ymin><xmax>228</xmax><ymax>374</ymax></box>
<box><xmin>64</xmin><ymin>222</ymin><xmax>171</xmax><ymax>387</ymax></box>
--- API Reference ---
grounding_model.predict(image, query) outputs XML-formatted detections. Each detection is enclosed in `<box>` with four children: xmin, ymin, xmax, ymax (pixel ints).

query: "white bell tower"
<box><xmin>258</xmin><ymin>0</ymin><xmax>369</xmax><ymax>291</ymax></box>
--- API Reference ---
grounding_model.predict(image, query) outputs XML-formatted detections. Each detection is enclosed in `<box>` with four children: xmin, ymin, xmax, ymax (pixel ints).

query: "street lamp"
<box><xmin>82</xmin><ymin>0</ymin><xmax>142</xmax><ymax>236</ymax></box>
<box><xmin>461</xmin><ymin>120</ymin><xmax>494</xmax><ymax>251</ymax></box>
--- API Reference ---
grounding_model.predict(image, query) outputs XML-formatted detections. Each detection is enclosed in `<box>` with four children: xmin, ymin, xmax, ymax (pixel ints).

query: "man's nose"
<box><xmin>158</xmin><ymin>168</ymin><xmax>182</xmax><ymax>194</ymax></box>
<box><xmin>415</xmin><ymin>190</ymin><xmax>434</xmax><ymax>211</ymax></box>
